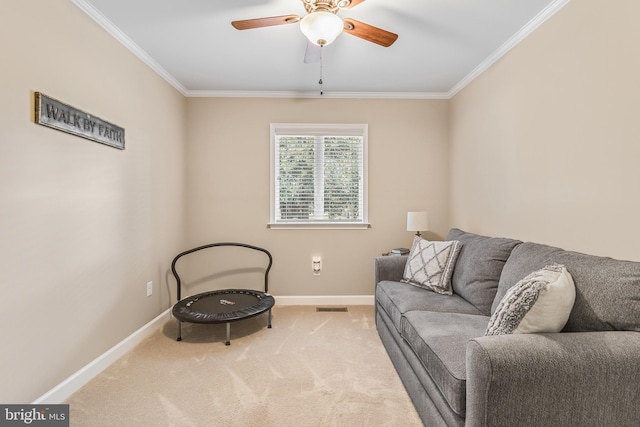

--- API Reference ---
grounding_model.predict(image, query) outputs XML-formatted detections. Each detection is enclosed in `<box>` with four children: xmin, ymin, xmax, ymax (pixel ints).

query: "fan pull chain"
<box><xmin>319</xmin><ymin>45</ymin><xmax>324</xmax><ymax>95</ymax></box>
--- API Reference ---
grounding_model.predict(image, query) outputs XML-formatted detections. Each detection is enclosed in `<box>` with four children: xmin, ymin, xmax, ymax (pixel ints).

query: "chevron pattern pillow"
<box><xmin>401</xmin><ymin>237</ymin><xmax>462</xmax><ymax>295</ymax></box>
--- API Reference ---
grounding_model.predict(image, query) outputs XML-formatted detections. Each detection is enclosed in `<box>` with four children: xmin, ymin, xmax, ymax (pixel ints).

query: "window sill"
<box><xmin>268</xmin><ymin>222</ymin><xmax>371</xmax><ymax>230</ymax></box>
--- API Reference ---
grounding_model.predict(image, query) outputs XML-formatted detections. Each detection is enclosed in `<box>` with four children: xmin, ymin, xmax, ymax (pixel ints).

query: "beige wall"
<box><xmin>9</xmin><ymin>0</ymin><xmax>636</xmax><ymax>405</ymax></box>
<box><xmin>185</xmin><ymin>97</ymin><xmax>450</xmax><ymax>296</ymax></box>
<box><xmin>0</xmin><ymin>1</ymin><xmax>186</xmax><ymax>402</ymax></box>
<box><xmin>449</xmin><ymin>0</ymin><xmax>640</xmax><ymax>261</ymax></box>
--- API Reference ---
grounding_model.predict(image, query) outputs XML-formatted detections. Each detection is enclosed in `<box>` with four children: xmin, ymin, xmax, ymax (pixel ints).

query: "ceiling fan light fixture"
<box><xmin>300</xmin><ymin>11</ymin><xmax>343</xmax><ymax>46</ymax></box>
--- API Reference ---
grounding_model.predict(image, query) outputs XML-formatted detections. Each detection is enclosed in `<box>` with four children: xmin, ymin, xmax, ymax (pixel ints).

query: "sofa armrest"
<box><xmin>466</xmin><ymin>331</ymin><xmax>640</xmax><ymax>427</ymax></box>
<box><xmin>374</xmin><ymin>255</ymin><xmax>407</xmax><ymax>284</ymax></box>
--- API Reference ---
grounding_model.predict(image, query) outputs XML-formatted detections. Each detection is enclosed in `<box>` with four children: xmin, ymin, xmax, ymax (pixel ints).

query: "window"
<box><xmin>270</xmin><ymin>123</ymin><xmax>368</xmax><ymax>229</ymax></box>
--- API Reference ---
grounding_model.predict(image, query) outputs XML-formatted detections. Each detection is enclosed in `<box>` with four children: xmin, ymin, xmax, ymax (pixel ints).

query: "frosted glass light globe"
<box><xmin>300</xmin><ymin>11</ymin><xmax>344</xmax><ymax>46</ymax></box>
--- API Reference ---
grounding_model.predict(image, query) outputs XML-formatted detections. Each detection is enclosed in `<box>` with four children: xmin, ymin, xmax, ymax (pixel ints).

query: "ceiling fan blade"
<box><xmin>342</xmin><ymin>0</ymin><xmax>366</xmax><ymax>9</ymax></box>
<box><xmin>342</xmin><ymin>18</ymin><xmax>398</xmax><ymax>47</ymax></box>
<box><xmin>304</xmin><ymin>41</ymin><xmax>321</xmax><ymax>64</ymax></box>
<box><xmin>231</xmin><ymin>15</ymin><xmax>300</xmax><ymax>30</ymax></box>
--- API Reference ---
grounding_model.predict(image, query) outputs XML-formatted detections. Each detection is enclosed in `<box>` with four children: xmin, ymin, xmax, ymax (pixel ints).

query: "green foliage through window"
<box><xmin>272</xmin><ymin>124</ymin><xmax>367</xmax><ymax>225</ymax></box>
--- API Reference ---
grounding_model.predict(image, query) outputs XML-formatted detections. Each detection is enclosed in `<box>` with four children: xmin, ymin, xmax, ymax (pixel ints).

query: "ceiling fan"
<box><xmin>231</xmin><ymin>0</ymin><xmax>398</xmax><ymax>49</ymax></box>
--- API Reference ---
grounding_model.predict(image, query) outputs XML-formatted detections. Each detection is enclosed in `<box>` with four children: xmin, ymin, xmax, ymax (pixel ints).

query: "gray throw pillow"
<box><xmin>446</xmin><ymin>228</ymin><xmax>522</xmax><ymax>316</ymax></box>
<box><xmin>401</xmin><ymin>236</ymin><xmax>462</xmax><ymax>295</ymax></box>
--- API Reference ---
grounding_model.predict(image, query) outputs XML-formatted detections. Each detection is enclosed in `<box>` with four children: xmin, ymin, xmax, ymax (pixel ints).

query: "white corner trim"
<box><xmin>32</xmin><ymin>308</ymin><xmax>172</xmax><ymax>404</ymax></box>
<box><xmin>185</xmin><ymin>90</ymin><xmax>450</xmax><ymax>100</ymax></box>
<box><xmin>72</xmin><ymin>0</ymin><xmax>568</xmax><ymax>100</ymax></box>
<box><xmin>70</xmin><ymin>0</ymin><xmax>446</xmax><ymax>101</ymax></box>
<box><xmin>274</xmin><ymin>295</ymin><xmax>374</xmax><ymax>306</ymax></box>
<box><xmin>71</xmin><ymin>0</ymin><xmax>188</xmax><ymax>96</ymax></box>
<box><xmin>448</xmin><ymin>0</ymin><xmax>570</xmax><ymax>98</ymax></box>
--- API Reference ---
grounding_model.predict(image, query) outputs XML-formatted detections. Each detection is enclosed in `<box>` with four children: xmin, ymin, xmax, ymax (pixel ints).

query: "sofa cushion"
<box><xmin>494</xmin><ymin>242</ymin><xmax>640</xmax><ymax>332</ymax></box>
<box><xmin>486</xmin><ymin>264</ymin><xmax>575</xmax><ymax>335</ymax></box>
<box><xmin>401</xmin><ymin>237</ymin><xmax>462</xmax><ymax>295</ymax></box>
<box><xmin>446</xmin><ymin>229</ymin><xmax>522</xmax><ymax>315</ymax></box>
<box><xmin>376</xmin><ymin>281</ymin><xmax>484</xmax><ymax>333</ymax></box>
<box><xmin>400</xmin><ymin>311</ymin><xmax>489</xmax><ymax>416</ymax></box>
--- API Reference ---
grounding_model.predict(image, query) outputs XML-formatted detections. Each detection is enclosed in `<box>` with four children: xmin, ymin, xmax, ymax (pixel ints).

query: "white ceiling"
<box><xmin>73</xmin><ymin>0</ymin><xmax>568</xmax><ymax>98</ymax></box>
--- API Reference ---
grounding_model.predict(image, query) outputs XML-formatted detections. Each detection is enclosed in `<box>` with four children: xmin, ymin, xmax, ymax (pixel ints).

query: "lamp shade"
<box><xmin>407</xmin><ymin>212</ymin><xmax>429</xmax><ymax>233</ymax></box>
<box><xmin>300</xmin><ymin>11</ymin><xmax>344</xmax><ymax>46</ymax></box>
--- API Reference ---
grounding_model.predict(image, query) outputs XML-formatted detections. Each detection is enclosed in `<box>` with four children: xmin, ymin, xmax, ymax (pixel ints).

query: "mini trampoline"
<box><xmin>171</xmin><ymin>243</ymin><xmax>275</xmax><ymax>345</ymax></box>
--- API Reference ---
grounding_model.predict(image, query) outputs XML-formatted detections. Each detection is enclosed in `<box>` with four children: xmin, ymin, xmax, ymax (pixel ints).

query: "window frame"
<box><xmin>269</xmin><ymin>123</ymin><xmax>369</xmax><ymax>229</ymax></box>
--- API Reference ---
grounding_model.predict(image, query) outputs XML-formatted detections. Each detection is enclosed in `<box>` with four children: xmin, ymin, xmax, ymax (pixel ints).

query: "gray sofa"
<box><xmin>374</xmin><ymin>228</ymin><xmax>640</xmax><ymax>427</ymax></box>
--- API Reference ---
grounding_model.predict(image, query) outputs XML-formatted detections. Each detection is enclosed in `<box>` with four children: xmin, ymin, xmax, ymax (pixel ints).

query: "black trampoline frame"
<box><xmin>171</xmin><ymin>242</ymin><xmax>274</xmax><ymax>345</ymax></box>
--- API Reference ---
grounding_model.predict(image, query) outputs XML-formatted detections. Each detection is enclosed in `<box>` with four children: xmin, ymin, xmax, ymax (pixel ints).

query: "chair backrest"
<box><xmin>171</xmin><ymin>242</ymin><xmax>272</xmax><ymax>302</ymax></box>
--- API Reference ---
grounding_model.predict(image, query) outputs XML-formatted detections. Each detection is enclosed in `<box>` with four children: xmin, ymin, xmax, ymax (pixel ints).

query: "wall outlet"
<box><xmin>146</xmin><ymin>281</ymin><xmax>153</xmax><ymax>297</ymax></box>
<box><xmin>312</xmin><ymin>256</ymin><xmax>321</xmax><ymax>276</ymax></box>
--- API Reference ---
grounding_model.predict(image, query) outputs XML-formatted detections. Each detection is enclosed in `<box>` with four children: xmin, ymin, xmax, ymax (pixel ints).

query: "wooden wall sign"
<box><xmin>34</xmin><ymin>92</ymin><xmax>125</xmax><ymax>150</ymax></box>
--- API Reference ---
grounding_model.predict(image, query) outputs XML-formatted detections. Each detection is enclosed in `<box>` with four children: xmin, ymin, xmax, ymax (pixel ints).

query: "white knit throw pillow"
<box><xmin>486</xmin><ymin>264</ymin><xmax>576</xmax><ymax>335</ymax></box>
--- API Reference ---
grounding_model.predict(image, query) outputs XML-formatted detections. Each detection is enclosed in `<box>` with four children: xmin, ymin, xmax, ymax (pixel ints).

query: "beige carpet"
<box><xmin>66</xmin><ymin>305</ymin><xmax>422</xmax><ymax>426</ymax></box>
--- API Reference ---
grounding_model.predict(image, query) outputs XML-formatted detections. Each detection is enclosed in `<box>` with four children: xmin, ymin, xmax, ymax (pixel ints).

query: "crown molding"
<box><xmin>72</xmin><ymin>0</ymin><xmax>188</xmax><ymax>96</ymax></box>
<box><xmin>448</xmin><ymin>0</ymin><xmax>570</xmax><ymax>98</ymax></box>
<box><xmin>185</xmin><ymin>90</ymin><xmax>450</xmax><ymax>99</ymax></box>
<box><xmin>73</xmin><ymin>0</ymin><xmax>569</xmax><ymax>100</ymax></box>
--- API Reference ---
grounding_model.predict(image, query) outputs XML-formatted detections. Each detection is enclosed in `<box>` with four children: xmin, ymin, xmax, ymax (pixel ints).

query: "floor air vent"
<box><xmin>316</xmin><ymin>307</ymin><xmax>348</xmax><ymax>312</ymax></box>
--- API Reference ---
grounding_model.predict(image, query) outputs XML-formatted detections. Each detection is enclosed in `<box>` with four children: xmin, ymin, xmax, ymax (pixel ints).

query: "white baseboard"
<box><xmin>274</xmin><ymin>295</ymin><xmax>374</xmax><ymax>306</ymax></box>
<box><xmin>33</xmin><ymin>295</ymin><xmax>373</xmax><ymax>404</ymax></box>
<box><xmin>32</xmin><ymin>308</ymin><xmax>172</xmax><ymax>404</ymax></box>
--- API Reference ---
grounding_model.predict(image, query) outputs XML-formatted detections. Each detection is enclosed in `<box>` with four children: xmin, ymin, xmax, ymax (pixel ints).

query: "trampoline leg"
<box><xmin>225</xmin><ymin>322</ymin><xmax>231</xmax><ymax>346</ymax></box>
<box><xmin>268</xmin><ymin>309</ymin><xmax>272</xmax><ymax>328</ymax></box>
<box><xmin>177</xmin><ymin>320</ymin><xmax>182</xmax><ymax>342</ymax></box>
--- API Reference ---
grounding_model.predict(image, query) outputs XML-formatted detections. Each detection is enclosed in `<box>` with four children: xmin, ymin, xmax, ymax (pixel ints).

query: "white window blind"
<box><xmin>270</xmin><ymin>123</ymin><xmax>368</xmax><ymax>228</ymax></box>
